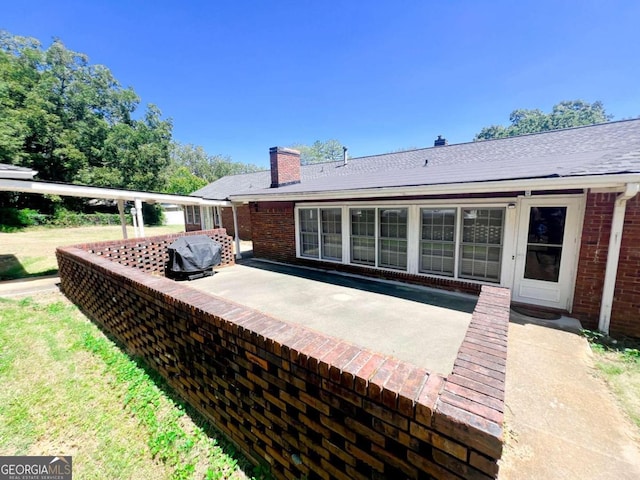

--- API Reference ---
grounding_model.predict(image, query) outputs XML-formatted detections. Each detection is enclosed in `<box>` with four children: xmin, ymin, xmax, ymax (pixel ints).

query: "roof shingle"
<box><xmin>193</xmin><ymin>119</ymin><xmax>640</xmax><ymax>200</ymax></box>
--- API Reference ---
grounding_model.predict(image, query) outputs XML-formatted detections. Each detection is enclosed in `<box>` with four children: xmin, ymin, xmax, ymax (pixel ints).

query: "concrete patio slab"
<box><xmin>500</xmin><ymin>316</ymin><xmax>640</xmax><ymax>479</ymax></box>
<box><xmin>189</xmin><ymin>259</ymin><xmax>477</xmax><ymax>374</ymax></box>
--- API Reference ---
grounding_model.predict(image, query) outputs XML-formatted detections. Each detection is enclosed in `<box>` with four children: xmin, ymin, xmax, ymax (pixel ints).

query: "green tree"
<box><xmin>0</xmin><ymin>31</ymin><xmax>173</xmax><ymax>211</ymax></box>
<box><xmin>169</xmin><ymin>142</ymin><xmax>261</xmax><ymax>185</ymax></box>
<box><xmin>474</xmin><ymin>100</ymin><xmax>613</xmax><ymax>140</ymax></box>
<box><xmin>290</xmin><ymin>139</ymin><xmax>346</xmax><ymax>165</ymax></box>
<box><xmin>164</xmin><ymin>166</ymin><xmax>208</xmax><ymax>195</ymax></box>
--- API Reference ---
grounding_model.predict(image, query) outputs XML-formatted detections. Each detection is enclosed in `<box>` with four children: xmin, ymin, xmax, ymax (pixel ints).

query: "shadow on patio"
<box><xmin>187</xmin><ymin>257</ymin><xmax>479</xmax><ymax>375</ymax></box>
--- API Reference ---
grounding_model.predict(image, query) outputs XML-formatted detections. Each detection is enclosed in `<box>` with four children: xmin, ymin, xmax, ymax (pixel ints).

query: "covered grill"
<box><xmin>166</xmin><ymin>235</ymin><xmax>222</xmax><ymax>280</ymax></box>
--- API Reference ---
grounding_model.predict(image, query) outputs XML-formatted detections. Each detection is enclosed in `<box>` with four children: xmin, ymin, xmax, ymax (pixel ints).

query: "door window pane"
<box><xmin>459</xmin><ymin>208</ymin><xmax>504</xmax><ymax>282</ymax></box>
<box><xmin>379</xmin><ymin>208</ymin><xmax>407</xmax><ymax>270</ymax></box>
<box><xmin>350</xmin><ymin>208</ymin><xmax>375</xmax><ymax>265</ymax></box>
<box><xmin>524</xmin><ymin>207</ymin><xmax>567</xmax><ymax>282</ymax></box>
<box><xmin>420</xmin><ymin>209</ymin><xmax>455</xmax><ymax>275</ymax></box>
<box><xmin>321</xmin><ymin>208</ymin><xmax>342</xmax><ymax>261</ymax></box>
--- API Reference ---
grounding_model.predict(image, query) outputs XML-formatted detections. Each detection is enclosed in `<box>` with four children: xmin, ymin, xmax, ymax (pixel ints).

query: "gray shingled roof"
<box><xmin>193</xmin><ymin>119</ymin><xmax>640</xmax><ymax>200</ymax></box>
<box><xmin>0</xmin><ymin>163</ymin><xmax>37</xmax><ymax>179</ymax></box>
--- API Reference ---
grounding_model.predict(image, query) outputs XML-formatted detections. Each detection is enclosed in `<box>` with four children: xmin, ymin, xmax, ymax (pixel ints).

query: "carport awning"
<box><xmin>0</xmin><ymin>178</ymin><xmax>230</xmax><ymax>240</ymax></box>
<box><xmin>0</xmin><ymin>178</ymin><xmax>229</xmax><ymax>207</ymax></box>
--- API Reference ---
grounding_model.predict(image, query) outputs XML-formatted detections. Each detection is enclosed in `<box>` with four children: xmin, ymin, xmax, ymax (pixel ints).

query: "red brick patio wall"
<box><xmin>56</xmin><ymin>234</ymin><xmax>510</xmax><ymax>479</ymax></box>
<box><xmin>69</xmin><ymin>228</ymin><xmax>235</xmax><ymax>274</ymax></box>
<box><xmin>573</xmin><ymin>192</ymin><xmax>640</xmax><ymax>337</ymax></box>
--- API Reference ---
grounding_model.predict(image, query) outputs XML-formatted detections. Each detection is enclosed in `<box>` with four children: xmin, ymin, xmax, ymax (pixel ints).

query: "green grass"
<box><xmin>582</xmin><ymin>329</ymin><xmax>640</xmax><ymax>429</ymax></box>
<box><xmin>0</xmin><ymin>224</ymin><xmax>183</xmax><ymax>280</ymax></box>
<box><xmin>0</xmin><ymin>294</ymin><xmax>267</xmax><ymax>479</ymax></box>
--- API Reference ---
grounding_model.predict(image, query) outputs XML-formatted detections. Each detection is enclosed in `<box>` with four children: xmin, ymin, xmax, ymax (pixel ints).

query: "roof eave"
<box><xmin>228</xmin><ymin>173</ymin><xmax>640</xmax><ymax>203</ymax></box>
<box><xmin>0</xmin><ymin>170</ymin><xmax>38</xmax><ymax>180</ymax></box>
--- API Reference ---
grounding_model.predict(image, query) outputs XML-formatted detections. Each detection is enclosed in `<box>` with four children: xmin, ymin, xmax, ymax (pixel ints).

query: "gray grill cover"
<box><xmin>167</xmin><ymin>235</ymin><xmax>222</xmax><ymax>273</ymax></box>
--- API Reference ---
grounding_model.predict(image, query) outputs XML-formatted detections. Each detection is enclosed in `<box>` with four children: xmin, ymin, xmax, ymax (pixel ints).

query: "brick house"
<box><xmin>190</xmin><ymin>120</ymin><xmax>640</xmax><ymax>338</ymax></box>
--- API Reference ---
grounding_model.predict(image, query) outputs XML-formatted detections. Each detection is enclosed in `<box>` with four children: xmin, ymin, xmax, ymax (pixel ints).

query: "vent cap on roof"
<box><xmin>434</xmin><ymin>135</ymin><xmax>448</xmax><ymax>147</ymax></box>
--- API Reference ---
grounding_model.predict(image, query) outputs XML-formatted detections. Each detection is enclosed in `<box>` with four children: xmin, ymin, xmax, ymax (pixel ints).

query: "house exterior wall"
<box><xmin>573</xmin><ymin>192</ymin><xmax>640</xmax><ymax>337</ymax></box>
<box><xmin>221</xmin><ymin>205</ymin><xmax>253</xmax><ymax>240</ymax></box>
<box><xmin>249</xmin><ymin>201</ymin><xmax>483</xmax><ymax>296</ymax></box>
<box><xmin>250</xmin><ymin>201</ymin><xmax>298</xmax><ymax>263</ymax></box>
<box><xmin>251</xmin><ymin>193</ymin><xmax>640</xmax><ymax>338</ymax></box>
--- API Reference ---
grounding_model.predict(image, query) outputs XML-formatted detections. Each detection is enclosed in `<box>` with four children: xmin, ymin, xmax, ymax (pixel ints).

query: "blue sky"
<box><xmin>3</xmin><ymin>0</ymin><xmax>640</xmax><ymax>168</ymax></box>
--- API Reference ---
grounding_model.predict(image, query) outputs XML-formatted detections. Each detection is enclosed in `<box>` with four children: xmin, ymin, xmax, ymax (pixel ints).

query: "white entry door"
<box><xmin>512</xmin><ymin>197</ymin><xmax>583</xmax><ymax>310</ymax></box>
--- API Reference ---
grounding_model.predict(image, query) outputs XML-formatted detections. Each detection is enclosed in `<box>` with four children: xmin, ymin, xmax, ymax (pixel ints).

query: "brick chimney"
<box><xmin>434</xmin><ymin>135</ymin><xmax>448</xmax><ymax>147</ymax></box>
<box><xmin>270</xmin><ymin>147</ymin><xmax>301</xmax><ymax>188</ymax></box>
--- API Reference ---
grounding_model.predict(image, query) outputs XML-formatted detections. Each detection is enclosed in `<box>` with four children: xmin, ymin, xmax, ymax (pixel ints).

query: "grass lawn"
<box><xmin>583</xmin><ymin>330</ymin><xmax>640</xmax><ymax>429</ymax></box>
<box><xmin>0</xmin><ymin>293</ymin><xmax>264</xmax><ymax>480</ymax></box>
<box><xmin>0</xmin><ymin>225</ymin><xmax>184</xmax><ymax>280</ymax></box>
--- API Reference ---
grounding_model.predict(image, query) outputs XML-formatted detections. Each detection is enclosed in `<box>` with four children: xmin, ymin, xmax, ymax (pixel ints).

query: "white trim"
<box><xmin>230</xmin><ymin>173</ymin><xmax>640</xmax><ymax>203</ymax></box>
<box><xmin>134</xmin><ymin>198</ymin><xmax>145</xmax><ymax>238</ymax></box>
<box><xmin>598</xmin><ymin>183</ymin><xmax>640</xmax><ymax>333</ymax></box>
<box><xmin>231</xmin><ymin>203</ymin><xmax>242</xmax><ymax>260</ymax></box>
<box><xmin>0</xmin><ymin>169</ymin><xmax>37</xmax><ymax>180</ymax></box>
<box><xmin>511</xmin><ymin>195</ymin><xmax>585</xmax><ymax>310</ymax></box>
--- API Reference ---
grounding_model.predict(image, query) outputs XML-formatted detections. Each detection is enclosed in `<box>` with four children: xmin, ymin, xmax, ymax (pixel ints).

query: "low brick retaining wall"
<box><xmin>71</xmin><ymin>228</ymin><xmax>235</xmax><ymax>274</ymax></box>
<box><xmin>56</xmin><ymin>232</ymin><xmax>509</xmax><ymax>479</ymax></box>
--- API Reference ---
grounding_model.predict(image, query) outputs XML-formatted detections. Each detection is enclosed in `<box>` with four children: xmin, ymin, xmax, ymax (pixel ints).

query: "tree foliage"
<box><xmin>167</xmin><ymin>142</ymin><xmax>262</xmax><ymax>194</ymax></box>
<box><xmin>0</xmin><ymin>31</ymin><xmax>264</xmax><ymax>208</ymax></box>
<box><xmin>474</xmin><ymin>100</ymin><xmax>613</xmax><ymax>141</ymax></box>
<box><xmin>0</xmin><ymin>31</ymin><xmax>172</xmax><ymax>210</ymax></box>
<box><xmin>290</xmin><ymin>139</ymin><xmax>345</xmax><ymax>165</ymax></box>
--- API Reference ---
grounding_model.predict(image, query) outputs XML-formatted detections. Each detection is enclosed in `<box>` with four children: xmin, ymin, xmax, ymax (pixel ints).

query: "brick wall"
<box><xmin>221</xmin><ymin>205</ymin><xmax>253</xmax><ymax>240</ymax></box>
<box><xmin>270</xmin><ymin>147</ymin><xmax>301</xmax><ymax>188</ymax></box>
<box><xmin>573</xmin><ymin>192</ymin><xmax>640</xmax><ymax>337</ymax></box>
<box><xmin>70</xmin><ymin>228</ymin><xmax>235</xmax><ymax>274</ymax></box>
<box><xmin>250</xmin><ymin>202</ymin><xmax>298</xmax><ymax>264</ymax></box>
<box><xmin>57</xmin><ymin>238</ymin><xmax>510</xmax><ymax>479</ymax></box>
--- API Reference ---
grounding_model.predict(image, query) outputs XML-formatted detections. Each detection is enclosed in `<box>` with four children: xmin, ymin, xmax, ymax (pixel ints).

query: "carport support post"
<box><xmin>216</xmin><ymin>206</ymin><xmax>223</xmax><ymax>228</ymax></box>
<box><xmin>117</xmin><ymin>199</ymin><xmax>128</xmax><ymax>239</ymax></box>
<box><xmin>231</xmin><ymin>203</ymin><xmax>241</xmax><ymax>259</ymax></box>
<box><xmin>134</xmin><ymin>198</ymin><xmax>145</xmax><ymax>238</ymax></box>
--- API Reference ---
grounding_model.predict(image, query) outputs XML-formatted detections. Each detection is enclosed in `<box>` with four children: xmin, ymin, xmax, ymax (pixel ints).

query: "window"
<box><xmin>420</xmin><ymin>209</ymin><xmax>455</xmax><ymax>276</ymax></box>
<box><xmin>379</xmin><ymin>208</ymin><xmax>407</xmax><ymax>270</ymax></box>
<box><xmin>299</xmin><ymin>208</ymin><xmax>342</xmax><ymax>261</ymax></box>
<box><xmin>350</xmin><ymin>208</ymin><xmax>375</xmax><ymax>265</ymax></box>
<box><xmin>299</xmin><ymin>209</ymin><xmax>319</xmax><ymax>258</ymax></box>
<box><xmin>321</xmin><ymin>208</ymin><xmax>342</xmax><ymax>261</ymax></box>
<box><xmin>349</xmin><ymin>207</ymin><xmax>407</xmax><ymax>270</ymax></box>
<box><xmin>185</xmin><ymin>206</ymin><xmax>201</xmax><ymax>225</ymax></box>
<box><xmin>299</xmin><ymin>204</ymin><xmax>506</xmax><ymax>284</ymax></box>
<box><xmin>460</xmin><ymin>208</ymin><xmax>504</xmax><ymax>282</ymax></box>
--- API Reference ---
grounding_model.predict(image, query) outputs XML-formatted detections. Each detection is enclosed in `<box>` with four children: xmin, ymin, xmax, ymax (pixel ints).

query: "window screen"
<box><xmin>459</xmin><ymin>208</ymin><xmax>504</xmax><ymax>282</ymax></box>
<box><xmin>420</xmin><ymin>209</ymin><xmax>455</xmax><ymax>276</ymax></box>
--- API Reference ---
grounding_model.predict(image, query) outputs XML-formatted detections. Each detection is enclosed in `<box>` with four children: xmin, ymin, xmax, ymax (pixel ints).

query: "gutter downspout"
<box><xmin>231</xmin><ymin>203</ymin><xmax>242</xmax><ymax>260</ymax></box>
<box><xmin>598</xmin><ymin>183</ymin><xmax>640</xmax><ymax>334</ymax></box>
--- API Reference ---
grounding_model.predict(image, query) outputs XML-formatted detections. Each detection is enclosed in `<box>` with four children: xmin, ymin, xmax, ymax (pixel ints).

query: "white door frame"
<box><xmin>511</xmin><ymin>195</ymin><xmax>585</xmax><ymax>310</ymax></box>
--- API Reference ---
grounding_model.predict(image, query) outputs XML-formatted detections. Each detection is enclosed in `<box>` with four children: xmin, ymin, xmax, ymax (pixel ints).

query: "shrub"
<box><xmin>0</xmin><ymin>208</ymin><xmax>47</xmax><ymax>231</ymax></box>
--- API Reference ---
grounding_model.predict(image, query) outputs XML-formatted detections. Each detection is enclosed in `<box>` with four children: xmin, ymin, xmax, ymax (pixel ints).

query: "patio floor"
<box><xmin>188</xmin><ymin>258</ymin><xmax>477</xmax><ymax>375</ymax></box>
